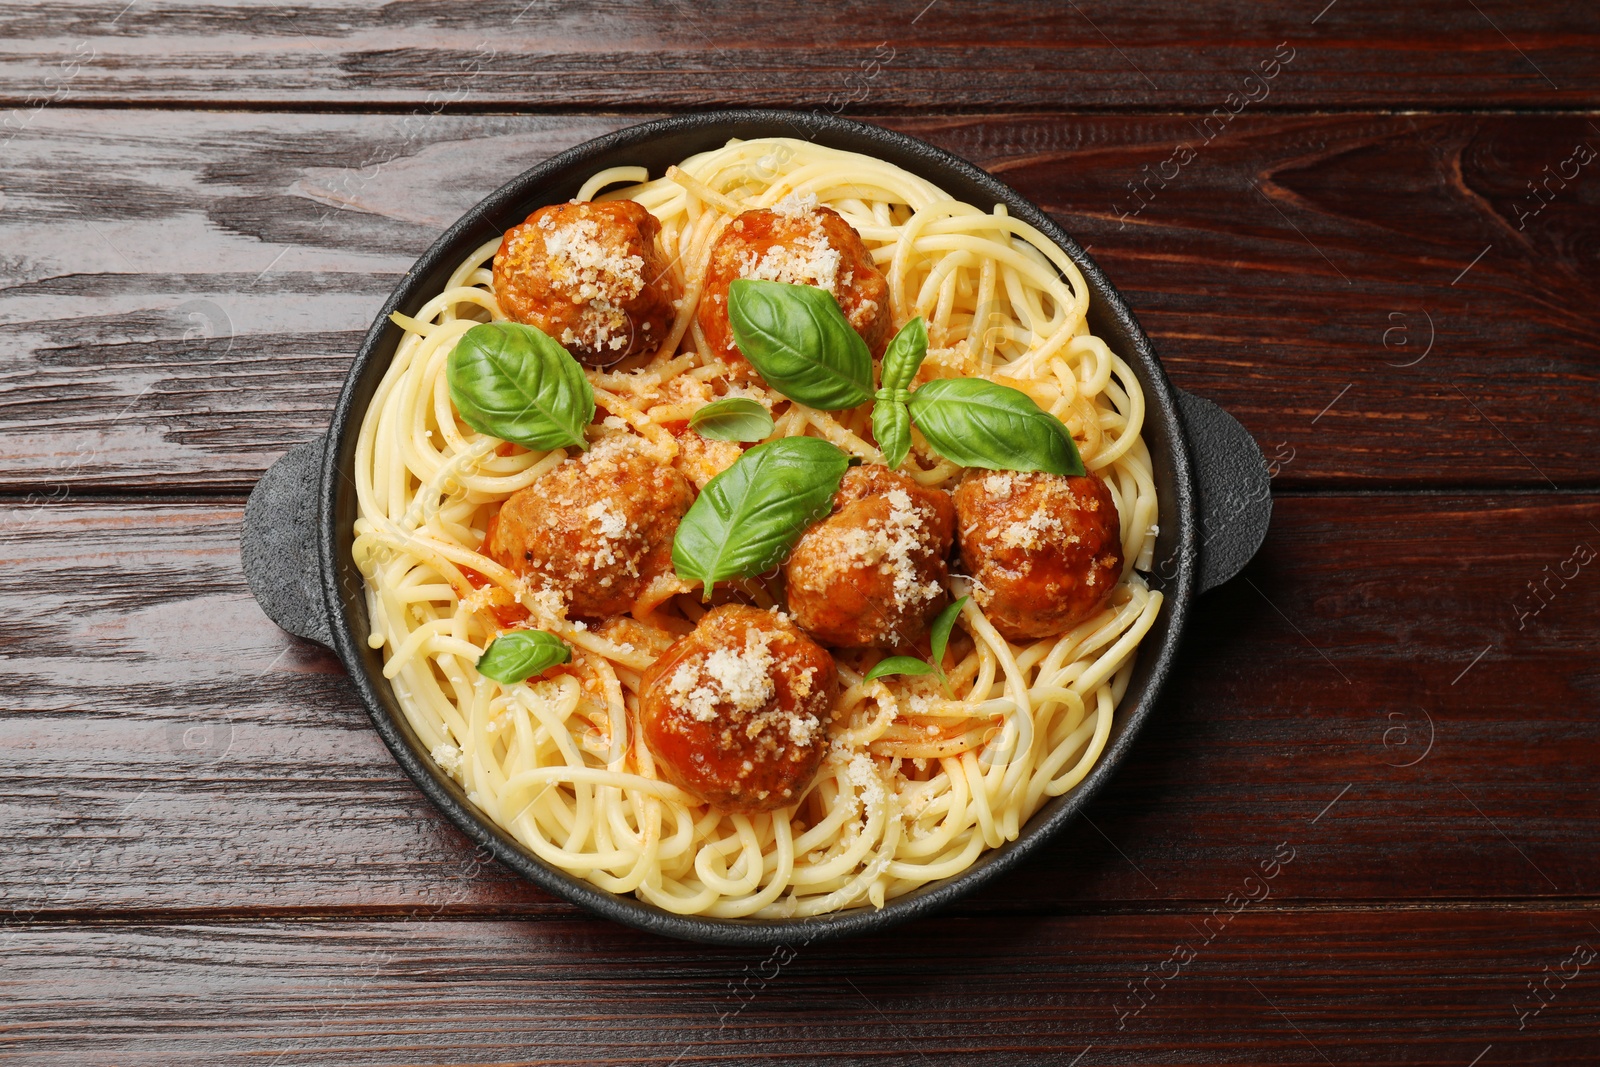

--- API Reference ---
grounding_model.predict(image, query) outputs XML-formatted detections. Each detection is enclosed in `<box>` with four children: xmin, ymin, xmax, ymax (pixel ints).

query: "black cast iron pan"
<box><xmin>240</xmin><ymin>110</ymin><xmax>1271</xmax><ymax>945</ymax></box>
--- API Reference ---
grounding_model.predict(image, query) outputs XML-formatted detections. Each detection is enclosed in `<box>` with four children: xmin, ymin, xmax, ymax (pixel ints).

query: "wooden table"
<box><xmin>3</xmin><ymin>3</ymin><xmax>1598</xmax><ymax>1063</ymax></box>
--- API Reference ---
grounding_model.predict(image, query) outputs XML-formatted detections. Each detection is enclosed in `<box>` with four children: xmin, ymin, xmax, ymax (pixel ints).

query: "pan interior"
<box><xmin>319</xmin><ymin>111</ymin><xmax>1197</xmax><ymax>945</ymax></box>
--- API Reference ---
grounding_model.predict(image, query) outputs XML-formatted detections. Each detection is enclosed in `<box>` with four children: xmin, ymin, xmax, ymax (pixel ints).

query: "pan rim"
<box><xmin>316</xmin><ymin>109</ymin><xmax>1198</xmax><ymax>945</ymax></box>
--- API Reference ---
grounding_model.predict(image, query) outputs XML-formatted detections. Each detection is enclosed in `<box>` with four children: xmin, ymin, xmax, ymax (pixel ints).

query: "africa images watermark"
<box><xmin>1511</xmin><ymin>540</ymin><xmax>1593</xmax><ymax>632</ymax></box>
<box><xmin>717</xmin><ymin>936</ymin><xmax>815</xmax><ymax>1027</ymax></box>
<box><xmin>1514</xmin><ymin>939</ymin><xmax>1595</xmax><ymax>1031</ymax></box>
<box><xmin>286</xmin><ymin>39</ymin><xmax>501</xmax><ymax>248</ymax></box>
<box><xmin>1112</xmin><ymin>42</ymin><xmax>1297</xmax><ymax>229</ymax></box>
<box><xmin>1153</xmin><ymin>440</ymin><xmax>1291</xmax><ymax>584</ymax></box>
<box><xmin>0</xmin><ymin>41</ymin><xmax>97</xmax><ymax>149</ymax></box>
<box><xmin>2</xmin><ymin>298</ymin><xmax>235</xmax><ymax>532</ymax></box>
<box><xmin>0</xmin><ymin>1</ymin><xmax>144</xmax><ymax>149</ymax></box>
<box><xmin>1111</xmin><ymin>841</ymin><xmax>1297</xmax><ymax>1030</ymax></box>
<box><xmin>1510</xmin><ymin>139</ymin><xmax>1596</xmax><ymax>232</ymax></box>
<box><xmin>823</xmin><ymin>43</ymin><xmax>897</xmax><ymax>113</ymax></box>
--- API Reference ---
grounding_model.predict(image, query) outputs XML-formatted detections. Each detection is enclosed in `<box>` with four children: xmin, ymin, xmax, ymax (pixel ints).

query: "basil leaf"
<box><xmin>863</xmin><ymin>656</ymin><xmax>937</xmax><ymax>684</ymax></box>
<box><xmin>727</xmin><ymin>279</ymin><xmax>872</xmax><ymax>410</ymax></box>
<box><xmin>879</xmin><ymin>317</ymin><xmax>927</xmax><ymax>393</ymax></box>
<box><xmin>672</xmin><ymin>436</ymin><xmax>852</xmax><ymax>594</ymax></box>
<box><xmin>872</xmin><ymin>399</ymin><xmax>912</xmax><ymax>471</ymax></box>
<box><xmin>476</xmin><ymin>629</ymin><xmax>572</xmax><ymax>684</ymax></box>
<box><xmin>447</xmin><ymin>322</ymin><xmax>594</xmax><ymax>451</ymax></box>
<box><xmin>872</xmin><ymin>317</ymin><xmax>925</xmax><ymax>470</ymax></box>
<box><xmin>929</xmin><ymin>595</ymin><xmax>969</xmax><ymax>668</ymax></box>
<box><xmin>688</xmin><ymin>396</ymin><xmax>774</xmax><ymax>443</ymax></box>
<box><xmin>907</xmin><ymin>378</ymin><xmax>1085</xmax><ymax>476</ymax></box>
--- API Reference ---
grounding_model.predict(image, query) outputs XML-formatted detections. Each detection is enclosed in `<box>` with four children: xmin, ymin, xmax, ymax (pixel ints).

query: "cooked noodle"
<box><xmin>351</xmin><ymin>138</ymin><xmax>1162</xmax><ymax>917</ymax></box>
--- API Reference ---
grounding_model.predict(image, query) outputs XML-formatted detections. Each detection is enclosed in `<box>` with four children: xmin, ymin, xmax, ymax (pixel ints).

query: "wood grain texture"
<box><xmin>0</xmin><ymin>0</ymin><xmax>1597</xmax><ymax>110</ymax></box>
<box><xmin>4</xmin><ymin>910</ymin><xmax>1599</xmax><ymax>1064</ymax></box>
<box><xmin>2</xmin><ymin>111</ymin><xmax>1597</xmax><ymax>493</ymax></box>
<box><xmin>3</xmin><ymin>494</ymin><xmax>1594</xmax><ymax>915</ymax></box>
<box><xmin>3</xmin><ymin>10</ymin><xmax>1598</xmax><ymax>1056</ymax></box>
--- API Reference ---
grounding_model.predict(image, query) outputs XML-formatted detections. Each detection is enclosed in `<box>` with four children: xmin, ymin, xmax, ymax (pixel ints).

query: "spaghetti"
<box><xmin>351</xmin><ymin>138</ymin><xmax>1163</xmax><ymax>918</ymax></box>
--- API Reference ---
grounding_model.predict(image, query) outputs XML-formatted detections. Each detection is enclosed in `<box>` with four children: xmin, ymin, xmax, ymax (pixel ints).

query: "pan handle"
<box><xmin>241</xmin><ymin>436</ymin><xmax>334</xmax><ymax>648</ymax></box>
<box><xmin>1175</xmin><ymin>390</ymin><xmax>1271</xmax><ymax>593</ymax></box>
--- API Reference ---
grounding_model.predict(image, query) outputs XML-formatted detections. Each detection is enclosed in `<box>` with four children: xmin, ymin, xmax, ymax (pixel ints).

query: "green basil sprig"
<box><xmin>726</xmin><ymin>279</ymin><xmax>873</xmax><ymax>410</ymax></box>
<box><xmin>908</xmin><ymin>378</ymin><xmax>1084</xmax><ymax>476</ymax></box>
<box><xmin>871</xmin><ymin>402</ymin><xmax>912</xmax><ymax>473</ymax></box>
<box><xmin>688</xmin><ymin>396</ymin><xmax>774</xmax><ymax>443</ymax></box>
<box><xmin>929</xmin><ymin>596</ymin><xmax>969</xmax><ymax>667</ymax></box>
<box><xmin>724</xmin><ymin>285</ymin><xmax>1082</xmax><ymax>475</ymax></box>
<box><xmin>861</xmin><ymin>596</ymin><xmax>970</xmax><ymax>686</ymax></box>
<box><xmin>447</xmin><ymin>322</ymin><xmax>594</xmax><ymax>451</ymax></box>
<box><xmin>476</xmin><ymin>629</ymin><xmax>572</xmax><ymax>684</ymax></box>
<box><xmin>863</xmin><ymin>656</ymin><xmax>935</xmax><ymax>684</ymax></box>
<box><xmin>872</xmin><ymin>317</ymin><xmax>928</xmax><ymax>470</ymax></box>
<box><xmin>672</xmin><ymin>436</ymin><xmax>852</xmax><ymax>597</ymax></box>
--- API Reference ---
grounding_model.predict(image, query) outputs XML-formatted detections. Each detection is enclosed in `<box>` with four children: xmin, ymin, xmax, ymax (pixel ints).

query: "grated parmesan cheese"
<box><xmin>430</xmin><ymin>742</ymin><xmax>464</xmax><ymax>779</ymax></box>
<box><xmin>532</xmin><ymin>211</ymin><xmax>648</xmax><ymax>352</ymax></box>
<box><xmin>846</xmin><ymin>752</ymin><xmax>886</xmax><ymax>807</ymax></box>
<box><xmin>880</xmin><ymin>488</ymin><xmax>939</xmax><ymax>611</ymax></box>
<box><xmin>586</xmin><ymin>500</ymin><xmax>626</xmax><ymax>536</ymax></box>
<box><xmin>790</xmin><ymin>665</ymin><xmax>818</xmax><ymax>701</ymax></box>
<box><xmin>771</xmin><ymin>191</ymin><xmax>820</xmax><ymax>217</ymax></box>
<box><xmin>664</xmin><ymin>626</ymin><xmax>777</xmax><ymax>723</ymax></box>
<box><xmin>737</xmin><ymin>214</ymin><xmax>843</xmax><ymax>292</ymax></box>
<box><xmin>998</xmin><ymin>508</ymin><xmax>1068</xmax><ymax>551</ymax></box>
<box><xmin>983</xmin><ymin>471</ymin><xmax>1016</xmax><ymax>495</ymax></box>
<box><xmin>543</xmin><ymin>215</ymin><xmax>645</xmax><ymax>304</ymax></box>
<box><xmin>788</xmin><ymin>712</ymin><xmax>820</xmax><ymax>746</ymax></box>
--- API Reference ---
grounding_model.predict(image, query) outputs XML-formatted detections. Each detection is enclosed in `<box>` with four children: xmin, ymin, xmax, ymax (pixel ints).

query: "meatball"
<box><xmin>641</xmin><ymin>605</ymin><xmax>837</xmax><ymax>814</ymax></box>
<box><xmin>697</xmin><ymin>201</ymin><xmax>890</xmax><ymax>369</ymax></box>
<box><xmin>493</xmin><ymin>200</ymin><xmax>679</xmax><ymax>367</ymax></box>
<box><xmin>784</xmin><ymin>465</ymin><xmax>955</xmax><ymax>649</ymax></box>
<box><xmin>484</xmin><ymin>435</ymin><xmax>693</xmax><ymax>619</ymax></box>
<box><xmin>953</xmin><ymin>470</ymin><xmax>1123</xmax><ymax>642</ymax></box>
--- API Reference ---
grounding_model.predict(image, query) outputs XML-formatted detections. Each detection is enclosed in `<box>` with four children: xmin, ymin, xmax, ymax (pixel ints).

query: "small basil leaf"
<box><xmin>907</xmin><ymin>378</ymin><xmax>1085</xmax><ymax>476</ymax></box>
<box><xmin>863</xmin><ymin>656</ymin><xmax>937</xmax><ymax>684</ymax></box>
<box><xmin>727</xmin><ymin>279</ymin><xmax>873</xmax><ymax>410</ymax></box>
<box><xmin>476</xmin><ymin>629</ymin><xmax>572</xmax><ymax>684</ymax></box>
<box><xmin>447</xmin><ymin>322</ymin><xmax>594</xmax><ymax>451</ymax></box>
<box><xmin>870</xmin><ymin>317</ymin><xmax>925</xmax><ymax>470</ymax></box>
<box><xmin>879</xmin><ymin>317</ymin><xmax>928</xmax><ymax>394</ymax></box>
<box><xmin>929</xmin><ymin>595</ymin><xmax>970</xmax><ymax>668</ymax></box>
<box><xmin>688</xmin><ymin>396</ymin><xmax>774</xmax><ymax>443</ymax></box>
<box><xmin>672</xmin><ymin>436</ymin><xmax>851</xmax><ymax>594</ymax></box>
<box><xmin>872</xmin><ymin>398</ymin><xmax>912</xmax><ymax>471</ymax></box>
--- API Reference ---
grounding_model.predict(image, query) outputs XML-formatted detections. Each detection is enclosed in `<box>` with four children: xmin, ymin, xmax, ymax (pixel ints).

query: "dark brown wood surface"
<box><xmin>7</xmin><ymin>911</ymin><xmax>1599</xmax><ymax>1065</ymax></box>
<box><xmin>1</xmin><ymin>1</ymin><xmax>1598</xmax><ymax>109</ymax></box>
<box><xmin>3</xmin><ymin>496</ymin><xmax>1596</xmax><ymax>915</ymax></box>
<box><xmin>2</xmin><ymin>3</ymin><xmax>1598</xmax><ymax>1063</ymax></box>
<box><xmin>3</xmin><ymin>110</ymin><xmax>1598</xmax><ymax>493</ymax></box>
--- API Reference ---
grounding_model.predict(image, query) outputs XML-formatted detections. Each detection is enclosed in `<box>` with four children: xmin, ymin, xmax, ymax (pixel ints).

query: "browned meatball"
<box><xmin>493</xmin><ymin>200</ymin><xmax>679</xmax><ymax>367</ymax></box>
<box><xmin>784</xmin><ymin>465</ymin><xmax>955</xmax><ymax>649</ymax></box>
<box><xmin>640</xmin><ymin>605</ymin><xmax>837</xmax><ymax>814</ymax></box>
<box><xmin>953</xmin><ymin>470</ymin><xmax>1123</xmax><ymax>642</ymax></box>
<box><xmin>484</xmin><ymin>436</ymin><xmax>693</xmax><ymax>619</ymax></box>
<box><xmin>697</xmin><ymin>202</ymin><xmax>891</xmax><ymax>369</ymax></box>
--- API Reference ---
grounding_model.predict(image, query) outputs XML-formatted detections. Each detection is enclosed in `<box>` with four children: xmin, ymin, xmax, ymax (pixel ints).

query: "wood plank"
<box><xmin>0</xmin><ymin>112</ymin><xmax>627</xmax><ymax>495</ymax></box>
<box><xmin>2</xmin><ymin>494</ymin><xmax>1595</xmax><ymax>916</ymax></box>
<box><xmin>3</xmin><ymin>110</ymin><xmax>1596</xmax><ymax>493</ymax></box>
<box><xmin>0</xmin><ymin>1</ymin><xmax>1597</xmax><ymax>109</ymax></box>
<box><xmin>4</xmin><ymin>909</ymin><xmax>1599</xmax><ymax>1063</ymax></box>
